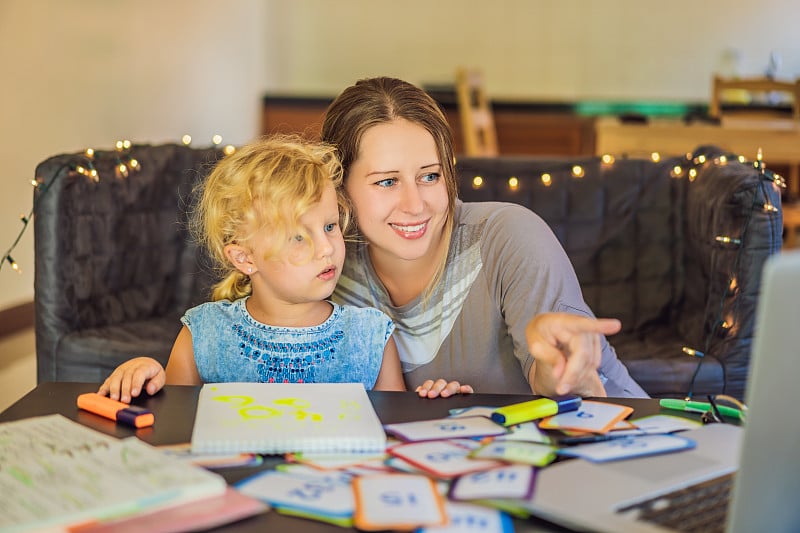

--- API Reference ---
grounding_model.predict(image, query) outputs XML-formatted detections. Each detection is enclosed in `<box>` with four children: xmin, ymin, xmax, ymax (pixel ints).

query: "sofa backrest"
<box><xmin>34</xmin><ymin>144</ymin><xmax>223</xmax><ymax>380</ymax></box>
<box><xmin>454</xmin><ymin>149</ymin><xmax>783</xmax><ymax>344</ymax></box>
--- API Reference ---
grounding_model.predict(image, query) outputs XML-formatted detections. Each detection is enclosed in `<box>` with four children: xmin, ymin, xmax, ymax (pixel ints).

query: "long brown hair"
<box><xmin>321</xmin><ymin>77</ymin><xmax>458</xmax><ymax>299</ymax></box>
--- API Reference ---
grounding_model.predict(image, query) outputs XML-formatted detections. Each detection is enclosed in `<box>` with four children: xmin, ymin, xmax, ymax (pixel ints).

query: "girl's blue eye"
<box><xmin>324</xmin><ymin>223</ymin><xmax>337</xmax><ymax>233</ymax></box>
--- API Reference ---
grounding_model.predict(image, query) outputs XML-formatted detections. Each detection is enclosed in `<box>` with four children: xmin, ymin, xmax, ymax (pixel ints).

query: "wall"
<box><xmin>0</xmin><ymin>0</ymin><xmax>268</xmax><ymax>312</ymax></box>
<box><xmin>263</xmin><ymin>0</ymin><xmax>800</xmax><ymax>101</ymax></box>
<box><xmin>2</xmin><ymin>0</ymin><xmax>798</xmax><ymax>313</ymax></box>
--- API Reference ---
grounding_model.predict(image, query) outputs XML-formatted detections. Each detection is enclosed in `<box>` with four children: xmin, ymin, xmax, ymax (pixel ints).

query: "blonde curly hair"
<box><xmin>192</xmin><ymin>135</ymin><xmax>348</xmax><ymax>302</ymax></box>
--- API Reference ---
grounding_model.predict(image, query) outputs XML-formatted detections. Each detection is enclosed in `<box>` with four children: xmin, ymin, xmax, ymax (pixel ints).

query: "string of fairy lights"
<box><xmin>465</xmin><ymin>147</ymin><xmax>784</xmax><ymax>399</ymax></box>
<box><xmin>0</xmin><ymin>141</ymin><xmax>784</xmax><ymax>398</ymax></box>
<box><xmin>0</xmin><ymin>135</ymin><xmax>236</xmax><ymax>274</ymax></box>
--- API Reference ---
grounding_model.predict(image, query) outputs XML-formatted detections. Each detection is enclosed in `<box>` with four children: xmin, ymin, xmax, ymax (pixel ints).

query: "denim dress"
<box><xmin>182</xmin><ymin>298</ymin><xmax>394</xmax><ymax>390</ymax></box>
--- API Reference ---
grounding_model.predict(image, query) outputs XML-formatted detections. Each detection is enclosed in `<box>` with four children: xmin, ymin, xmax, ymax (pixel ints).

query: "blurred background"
<box><xmin>2</xmin><ymin>0</ymin><xmax>798</xmax><ymax>316</ymax></box>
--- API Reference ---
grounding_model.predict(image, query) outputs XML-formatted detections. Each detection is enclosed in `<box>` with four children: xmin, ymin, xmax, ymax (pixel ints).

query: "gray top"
<box><xmin>333</xmin><ymin>201</ymin><xmax>647</xmax><ymax>397</ymax></box>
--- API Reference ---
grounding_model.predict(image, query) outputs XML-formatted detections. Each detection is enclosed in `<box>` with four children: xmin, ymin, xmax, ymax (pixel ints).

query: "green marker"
<box><xmin>659</xmin><ymin>398</ymin><xmax>743</xmax><ymax>421</ymax></box>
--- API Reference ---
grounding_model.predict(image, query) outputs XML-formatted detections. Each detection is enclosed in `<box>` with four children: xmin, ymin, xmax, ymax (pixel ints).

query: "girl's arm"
<box><xmin>97</xmin><ymin>325</ymin><xmax>202</xmax><ymax>402</ymax></box>
<box><xmin>164</xmin><ymin>326</ymin><xmax>203</xmax><ymax>385</ymax></box>
<box><xmin>372</xmin><ymin>336</ymin><xmax>406</xmax><ymax>391</ymax></box>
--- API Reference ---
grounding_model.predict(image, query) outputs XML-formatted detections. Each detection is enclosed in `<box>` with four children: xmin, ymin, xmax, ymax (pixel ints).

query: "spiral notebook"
<box><xmin>190</xmin><ymin>383</ymin><xmax>387</xmax><ymax>455</ymax></box>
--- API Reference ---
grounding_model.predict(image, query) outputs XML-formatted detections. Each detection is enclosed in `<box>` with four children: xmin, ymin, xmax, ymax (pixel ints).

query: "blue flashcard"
<box><xmin>470</xmin><ymin>440</ymin><xmax>557</xmax><ymax>467</ymax></box>
<box><xmin>493</xmin><ymin>420</ymin><xmax>552</xmax><ymax>444</ymax></box>
<box><xmin>416</xmin><ymin>501</ymin><xmax>515</xmax><ymax>533</ymax></box>
<box><xmin>235</xmin><ymin>470</ymin><xmax>353</xmax><ymax>518</ymax></box>
<box><xmin>353</xmin><ymin>474</ymin><xmax>447</xmax><ymax>530</ymax></box>
<box><xmin>388</xmin><ymin>440</ymin><xmax>504</xmax><ymax>479</ymax></box>
<box><xmin>448</xmin><ymin>406</ymin><xmax>497</xmax><ymax>419</ymax></box>
<box><xmin>384</xmin><ymin>416</ymin><xmax>507</xmax><ymax>442</ymax></box>
<box><xmin>557</xmin><ymin>434</ymin><xmax>696</xmax><ymax>463</ymax></box>
<box><xmin>449</xmin><ymin>464</ymin><xmax>536</xmax><ymax>501</ymax></box>
<box><xmin>630</xmin><ymin>414</ymin><xmax>703</xmax><ymax>434</ymax></box>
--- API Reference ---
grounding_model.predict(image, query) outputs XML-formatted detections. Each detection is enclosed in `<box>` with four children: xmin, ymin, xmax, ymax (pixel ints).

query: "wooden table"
<box><xmin>595</xmin><ymin>116</ymin><xmax>800</xmax><ymax>199</ymax></box>
<box><xmin>0</xmin><ymin>382</ymin><xmax>680</xmax><ymax>533</ymax></box>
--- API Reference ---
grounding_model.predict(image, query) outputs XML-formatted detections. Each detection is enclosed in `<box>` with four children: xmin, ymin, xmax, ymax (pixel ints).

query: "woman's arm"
<box><xmin>526</xmin><ymin>313</ymin><xmax>620</xmax><ymax>397</ymax></box>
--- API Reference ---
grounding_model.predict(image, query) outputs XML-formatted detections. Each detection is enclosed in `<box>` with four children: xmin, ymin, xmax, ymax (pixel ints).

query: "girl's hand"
<box><xmin>415</xmin><ymin>379</ymin><xmax>474</xmax><ymax>399</ymax></box>
<box><xmin>97</xmin><ymin>357</ymin><xmax>166</xmax><ymax>403</ymax></box>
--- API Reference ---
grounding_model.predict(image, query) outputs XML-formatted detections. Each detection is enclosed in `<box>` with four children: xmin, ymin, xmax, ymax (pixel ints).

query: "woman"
<box><xmin>321</xmin><ymin>77</ymin><xmax>647</xmax><ymax>398</ymax></box>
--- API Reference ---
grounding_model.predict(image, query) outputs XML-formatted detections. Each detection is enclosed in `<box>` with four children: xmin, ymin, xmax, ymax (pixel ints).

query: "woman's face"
<box><xmin>345</xmin><ymin>119</ymin><xmax>449</xmax><ymax>266</ymax></box>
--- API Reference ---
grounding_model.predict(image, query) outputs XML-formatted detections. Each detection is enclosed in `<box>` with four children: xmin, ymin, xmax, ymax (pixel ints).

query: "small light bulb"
<box><xmin>697</xmin><ymin>155</ymin><xmax>706</xmax><ymax>164</ymax></box>
<box><xmin>508</xmin><ymin>176</ymin><xmax>519</xmax><ymax>190</ymax></box>
<box><xmin>571</xmin><ymin>165</ymin><xmax>584</xmax><ymax>178</ymax></box>
<box><xmin>671</xmin><ymin>165</ymin><xmax>683</xmax><ymax>177</ymax></box>
<box><xmin>541</xmin><ymin>173</ymin><xmax>552</xmax><ymax>186</ymax></box>
<box><xmin>85</xmin><ymin>148</ymin><xmax>95</xmax><ymax>158</ymax></box>
<box><xmin>223</xmin><ymin>145</ymin><xmax>236</xmax><ymax>156</ymax></box>
<box><xmin>681</xmin><ymin>347</ymin><xmax>704</xmax><ymax>358</ymax></box>
<box><xmin>212</xmin><ymin>134</ymin><xmax>223</xmax><ymax>145</ymax></box>
<box><xmin>650</xmin><ymin>152</ymin><xmax>660</xmax><ymax>163</ymax></box>
<box><xmin>601</xmin><ymin>154</ymin><xmax>614</xmax><ymax>165</ymax></box>
<box><xmin>472</xmin><ymin>176</ymin><xmax>483</xmax><ymax>189</ymax></box>
<box><xmin>182</xmin><ymin>135</ymin><xmax>192</xmax><ymax>146</ymax></box>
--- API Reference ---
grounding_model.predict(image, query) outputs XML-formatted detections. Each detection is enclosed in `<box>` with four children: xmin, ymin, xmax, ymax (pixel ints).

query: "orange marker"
<box><xmin>77</xmin><ymin>392</ymin><xmax>154</xmax><ymax>428</ymax></box>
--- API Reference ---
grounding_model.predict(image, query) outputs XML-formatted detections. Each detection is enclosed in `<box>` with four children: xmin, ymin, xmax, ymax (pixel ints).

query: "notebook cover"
<box><xmin>190</xmin><ymin>383</ymin><xmax>387</xmax><ymax>454</ymax></box>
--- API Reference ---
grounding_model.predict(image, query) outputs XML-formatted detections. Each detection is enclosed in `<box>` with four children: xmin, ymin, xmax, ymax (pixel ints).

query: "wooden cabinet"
<box><xmin>261</xmin><ymin>95</ymin><xmax>330</xmax><ymax>140</ymax></box>
<box><xmin>262</xmin><ymin>93</ymin><xmax>596</xmax><ymax>157</ymax></box>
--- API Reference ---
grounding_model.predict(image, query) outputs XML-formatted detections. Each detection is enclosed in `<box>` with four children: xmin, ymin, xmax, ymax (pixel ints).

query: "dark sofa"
<box><xmin>34</xmin><ymin>144</ymin><xmax>782</xmax><ymax>400</ymax></box>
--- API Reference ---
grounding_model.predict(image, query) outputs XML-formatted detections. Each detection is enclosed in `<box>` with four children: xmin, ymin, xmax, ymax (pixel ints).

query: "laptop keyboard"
<box><xmin>616</xmin><ymin>473</ymin><xmax>735</xmax><ymax>533</ymax></box>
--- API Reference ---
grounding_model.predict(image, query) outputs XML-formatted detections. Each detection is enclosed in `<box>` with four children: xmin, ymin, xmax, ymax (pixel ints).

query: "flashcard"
<box><xmin>538</xmin><ymin>401</ymin><xmax>633</xmax><ymax>434</ymax></box>
<box><xmin>352</xmin><ymin>474</ymin><xmax>447</xmax><ymax>531</ymax></box>
<box><xmin>449</xmin><ymin>464</ymin><xmax>536</xmax><ymax>501</ymax></box>
<box><xmin>384</xmin><ymin>416</ymin><xmax>507</xmax><ymax>442</ymax></box>
<box><xmin>448</xmin><ymin>406</ymin><xmax>497</xmax><ymax>419</ymax></box>
<box><xmin>388</xmin><ymin>440</ymin><xmax>504</xmax><ymax>479</ymax></box>
<box><xmin>470</xmin><ymin>440</ymin><xmax>557</xmax><ymax>467</ymax></box>
<box><xmin>630</xmin><ymin>414</ymin><xmax>703</xmax><ymax>434</ymax></box>
<box><xmin>557</xmin><ymin>434</ymin><xmax>696</xmax><ymax>463</ymax></box>
<box><xmin>289</xmin><ymin>450</ymin><xmax>387</xmax><ymax>470</ymax></box>
<box><xmin>418</xmin><ymin>501</ymin><xmax>515</xmax><ymax>533</ymax></box>
<box><xmin>235</xmin><ymin>470</ymin><xmax>353</xmax><ymax>518</ymax></box>
<box><xmin>492</xmin><ymin>420</ymin><xmax>552</xmax><ymax>444</ymax></box>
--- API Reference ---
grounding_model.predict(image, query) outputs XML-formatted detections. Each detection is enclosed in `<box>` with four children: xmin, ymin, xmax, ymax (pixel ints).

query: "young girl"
<box><xmin>99</xmin><ymin>136</ymin><xmax>472</xmax><ymax>403</ymax></box>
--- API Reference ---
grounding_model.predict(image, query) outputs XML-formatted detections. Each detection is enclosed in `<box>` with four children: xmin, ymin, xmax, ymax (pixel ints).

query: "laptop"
<box><xmin>523</xmin><ymin>251</ymin><xmax>800</xmax><ymax>533</ymax></box>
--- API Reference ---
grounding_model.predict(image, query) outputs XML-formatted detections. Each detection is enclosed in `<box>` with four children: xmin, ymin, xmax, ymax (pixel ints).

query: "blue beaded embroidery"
<box><xmin>232</xmin><ymin>323</ymin><xmax>344</xmax><ymax>383</ymax></box>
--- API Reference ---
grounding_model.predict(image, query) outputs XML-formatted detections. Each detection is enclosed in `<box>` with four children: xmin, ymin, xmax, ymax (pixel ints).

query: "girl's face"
<box><xmin>345</xmin><ymin>118</ymin><xmax>449</xmax><ymax>266</ymax></box>
<box><xmin>247</xmin><ymin>181</ymin><xmax>346</xmax><ymax>305</ymax></box>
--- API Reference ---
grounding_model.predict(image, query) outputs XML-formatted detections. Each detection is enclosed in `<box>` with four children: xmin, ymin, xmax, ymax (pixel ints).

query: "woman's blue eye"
<box><xmin>375</xmin><ymin>178</ymin><xmax>396</xmax><ymax>188</ymax></box>
<box><xmin>324</xmin><ymin>223</ymin><xmax>337</xmax><ymax>233</ymax></box>
<box><xmin>421</xmin><ymin>172</ymin><xmax>440</xmax><ymax>183</ymax></box>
